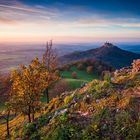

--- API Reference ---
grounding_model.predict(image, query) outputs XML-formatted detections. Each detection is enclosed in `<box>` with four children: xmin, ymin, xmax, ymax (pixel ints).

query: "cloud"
<box><xmin>0</xmin><ymin>17</ymin><xmax>17</xmax><ymax>24</ymax></box>
<box><xmin>77</xmin><ymin>17</ymin><xmax>140</xmax><ymax>28</ymax></box>
<box><xmin>0</xmin><ymin>0</ymin><xmax>140</xmax><ymax>28</ymax></box>
<box><xmin>0</xmin><ymin>0</ymin><xmax>140</xmax><ymax>43</ymax></box>
<box><xmin>0</xmin><ymin>1</ymin><xmax>60</xmax><ymax>24</ymax></box>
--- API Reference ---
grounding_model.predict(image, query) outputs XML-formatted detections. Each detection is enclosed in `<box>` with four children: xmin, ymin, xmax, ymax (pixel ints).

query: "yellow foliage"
<box><xmin>0</xmin><ymin>115</ymin><xmax>26</xmax><ymax>139</ymax></box>
<box><xmin>10</xmin><ymin>57</ymin><xmax>49</xmax><ymax>119</ymax></box>
<box><xmin>117</xmin><ymin>96</ymin><xmax>131</xmax><ymax>109</ymax></box>
<box><xmin>64</xmin><ymin>95</ymin><xmax>73</xmax><ymax>105</ymax></box>
<box><xmin>79</xmin><ymin>101</ymin><xmax>89</xmax><ymax>112</ymax></box>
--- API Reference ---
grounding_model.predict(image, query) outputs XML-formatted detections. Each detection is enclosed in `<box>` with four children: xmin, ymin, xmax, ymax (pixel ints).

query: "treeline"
<box><xmin>58</xmin><ymin>59</ymin><xmax>114</xmax><ymax>78</ymax></box>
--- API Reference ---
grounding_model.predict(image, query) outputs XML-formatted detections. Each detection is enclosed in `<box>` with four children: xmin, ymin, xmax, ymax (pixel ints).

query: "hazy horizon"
<box><xmin>0</xmin><ymin>42</ymin><xmax>140</xmax><ymax>74</ymax></box>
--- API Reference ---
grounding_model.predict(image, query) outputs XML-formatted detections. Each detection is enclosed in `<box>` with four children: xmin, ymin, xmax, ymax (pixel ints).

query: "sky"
<box><xmin>0</xmin><ymin>0</ymin><xmax>140</xmax><ymax>43</ymax></box>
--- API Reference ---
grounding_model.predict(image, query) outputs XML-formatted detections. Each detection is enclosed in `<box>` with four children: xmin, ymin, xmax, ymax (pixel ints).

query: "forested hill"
<box><xmin>60</xmin><ymin>42</ymin><xmax>140</xmax><ymax>68</ymax></box>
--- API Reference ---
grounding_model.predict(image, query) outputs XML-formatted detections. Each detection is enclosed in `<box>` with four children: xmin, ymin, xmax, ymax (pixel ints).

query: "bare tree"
<box><xmin>42</xmin><ymin>40</ymin><xmax>59</xmax><ymax>103</ymax></box>
<box><xmin>43</xmin><ymin>40</ymin><xmax>58</xmax><ymax>72</ymax></box>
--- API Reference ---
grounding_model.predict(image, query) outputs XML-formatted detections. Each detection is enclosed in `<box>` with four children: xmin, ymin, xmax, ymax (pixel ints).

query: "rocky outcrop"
<box><xmin>132</xmin><ymin>59</ymin><xmax>140</xmax><ymax>73</ymax></box>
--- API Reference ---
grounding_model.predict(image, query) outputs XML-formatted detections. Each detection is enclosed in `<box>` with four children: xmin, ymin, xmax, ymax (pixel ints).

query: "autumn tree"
<box><xmin>0</xmin><ymin>74</ymin><xmax>11</xmax><ymax>104</ymax></box>
<box><xmin>87</xmin><ymin>66</ymin><xmax>93</xmax><ymax>74</ymax></box>
<box><xmin>0</xmin><ymin>75</ymin><xmax>12</xmax><ymax>138</ymax></box>
<box><xmin>10</xmin><ymin>58</ymin><xmax>48</xmax><ymax>122</ymax></box>
<box><xmin>103</xmin><ymin>71</ymin><xmax>111</xmax><ymax>82</ymax></box>
<box><xmin>42</xmin><ymin>40</ymin><xmax>59</xmax><ymax>103</ymax></box>
<box><xmin>55</xmin><ymin>70</ymin><xmax>61</xmax><ymax>77</ymax></box>
<box><xmin>0</xmin><ymin>103</ymin><xmax>11</xmax><ymax>138</ymax></box>
<box><xmin>63</xmin><ymin>64</ymin><xmax>71</xmax><ymax>71</ymax></box>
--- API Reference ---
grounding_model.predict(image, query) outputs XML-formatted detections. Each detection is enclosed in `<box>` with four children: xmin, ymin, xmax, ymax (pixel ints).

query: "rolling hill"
<box><xmin>60</xmin><ymin>42</ymin><xmax>140</xmax><ymax>68</ymax></box>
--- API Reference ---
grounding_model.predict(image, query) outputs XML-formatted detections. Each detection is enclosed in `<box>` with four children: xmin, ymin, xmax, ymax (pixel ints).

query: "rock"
<box><xmin>60</xmin><ymin>108</ymin><xmax>68</xmax><ymax>114</ymax></box>
<box><xmin>80</xmin><ymin>83</ymin><xmax>88</xmax><ymax>88</ymax></box>
<box><xmin>52</xmin><ymin>108</ymin><xmax>68</xmax><ymax>119</ymax></box>
<box><xmin>132</xmin><ymin>59</ymin><xmax>140</xmax><ymax>73</ymax></box>
<box><xmin>83</xmin><ymin>93</ymin><xmax>92</xmax><ymax>104</ymax></box>
<box><xmin>73</xmin><ymin>96</ymin><xmax>79</xmax><ymax>103</ymax></box>
<box><xmin>116</xmin><ymin>108</ymin><xmax>119</xmax><ymax>112</ymax></box>
<box><xmin>96</xmin><ymin>99</ymin><xmax>100</xmax><ymax>103</ymax></box>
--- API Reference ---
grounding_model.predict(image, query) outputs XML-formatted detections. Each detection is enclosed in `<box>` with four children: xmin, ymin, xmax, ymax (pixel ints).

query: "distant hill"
<box><xmin>59</xmin><ymin>42</ymin><xmax>140</xmax><ymax>68</ymax></box>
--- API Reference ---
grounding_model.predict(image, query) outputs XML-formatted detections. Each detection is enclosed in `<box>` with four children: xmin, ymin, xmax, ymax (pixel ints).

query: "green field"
<box><xmin>61</xmin><ymin>66</ymin><xmax>99</xmax><ymax>89</ymax></box>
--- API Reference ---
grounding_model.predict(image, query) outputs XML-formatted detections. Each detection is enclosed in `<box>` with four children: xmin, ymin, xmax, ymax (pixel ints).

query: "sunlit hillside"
<box><xmin>0</xmin><ymin>59</ymin><xmax>140</xmax><ymax>139</ymax></box>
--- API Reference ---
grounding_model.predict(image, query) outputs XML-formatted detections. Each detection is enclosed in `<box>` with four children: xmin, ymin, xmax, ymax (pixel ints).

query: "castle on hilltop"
<box><xmin>104</xmin><ymin>42</ymin><xmax>114</xmax><ymax>48</ymax></box>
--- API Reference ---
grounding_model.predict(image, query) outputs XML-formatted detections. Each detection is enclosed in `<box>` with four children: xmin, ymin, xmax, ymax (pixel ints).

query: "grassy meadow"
<box><xmin>61</xmin><ymin>66</ymin><xmax>99</xmax><ymax>89</ymax></box>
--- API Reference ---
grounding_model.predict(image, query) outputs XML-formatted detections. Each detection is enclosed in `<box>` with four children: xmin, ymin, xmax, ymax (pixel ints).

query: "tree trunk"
<box><xmin>45</xmin><ymin>88</ymin><xmax>49</xmax><ymax>103</ymax></box>
<box><xmin>32</xmin><ymin>113</ymin><xmax>35</xmax><ymax>121</ymax></box>
<box><xmin>28</xmin><ymin>106</ymin><xmax>31</xmax><ymax>123</ymax></box>
<box><xmin>6</xmin><ymin>111</ymin><xmax>10</xmax><ymax>138</ymax></box>
<box><xmin>28</xmin><ymin>113</ymin><xmax>31</xmax><ymax>123</ymax></box>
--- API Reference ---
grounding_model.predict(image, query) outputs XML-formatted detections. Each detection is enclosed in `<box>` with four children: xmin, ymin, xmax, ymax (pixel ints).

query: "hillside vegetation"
<box><xmin>59</xmin><ymin>59</ymin><xmax>113</xmax><ymax>89</ymax></box>
<box><xmin>1</xmin><ymin>60</ymin><xmax>140</xmax><ymax>140</ymax></box>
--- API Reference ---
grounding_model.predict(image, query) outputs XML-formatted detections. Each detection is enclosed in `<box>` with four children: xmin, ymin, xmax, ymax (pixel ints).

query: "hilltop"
<box><xmin>60</xmin><ymin>43</ymin><xmax>140</xmax><ymax>68</ymax></box>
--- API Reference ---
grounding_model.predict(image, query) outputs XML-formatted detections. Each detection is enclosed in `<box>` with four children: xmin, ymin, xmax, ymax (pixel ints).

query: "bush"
<box><xmin>103</xmin><ymin>71</ymin><xmax>111</xmax><ymax>82</ymax></box>
<box><xmin>71</xmin><ymin>72</ymin><xmax>78</xmax><ymax>79</ymax></box>
<box><xmin>87</xmin><ymin>66</ymin><xmax>93</xmax><ymax>74</ymax></box>
<box><xmin>22</xmin><ymin>122</ymin><xmax>40</xmax><ymax>140</ymax></box>
<box><xmin>97</xmin><ymin>65</ymin><xmax>104</xmax><ymax>74</ymax></box>
<box><xmin>55</xmin><ymin>70</ymin><xmax>61</xmax><ymax>77</ymax></box>
<box><xmin>88</xmin><ymin>80</ymin><xmax>112</xmax><ymax>99</ymax></box>
<box><xmin>37</xmin><ymin>115</ymin><xmax>50</xmax><ymax>128</ymax></box>
<box><xmin>23</xmin><ymin>123</ymin><xmax>36</xmax><ymax>136</ymax></box>
<box><xmin>50</xmin><ymin>80</ymin><xmax>70</xmax><ymax>97</ymax></box>
<box><xmin>29</xmin><ymin>132</ymin><xmax>40</xmax><ymax>140</ymax></box>
<box><xmin>46</xmin><ymin>125</ymin><xmax>70</xmax><ymax>140</ymax></box>
<box><xmin>64</xmin><ymin>95</ymin><xmax>73</xmax><ymax>104</ymax></box>
<box><xmin>45</xmin><ymin>123</ymin><xmax>78</xmax><ymax>140</ymax></box>
<box><xmin>63</xmin><ymin>65</ymin><xmax>71</xmax><ymax>71</ymax></box>
<box><xmin>77</xmin><ymin>63</ymin><xmax>84</xmax><ymax>70</ymax></box>
<box><xmin>82</xmin><ymin>125</ymin><xmax>100</xmax><ymax>140</ymax></box>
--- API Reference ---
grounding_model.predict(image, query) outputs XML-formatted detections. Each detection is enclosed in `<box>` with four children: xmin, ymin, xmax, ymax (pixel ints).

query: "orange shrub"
<box><xmin>77</xmin><ymin>63</ymin><xmax>84</xmax><ymax>70</ymax></box>
<box><xmin>87</xmin><ymin>66</ymin><xmax>93</xmax><ymax>74</ymax></box>
<box><xmin>71</xmin><ymin>72</ymin><xmax>78</xmax><ymax>79</ymax></box>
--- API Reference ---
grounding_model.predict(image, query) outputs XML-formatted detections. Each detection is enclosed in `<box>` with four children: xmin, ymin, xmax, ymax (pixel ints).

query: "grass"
<box><xmin>61</xmin><ymin>66</ymin><xmax>99</xmax><ymax>89</ymax></box>
<box><xmin>64</xmin><ymin>78</ymin><xmax>87</xmax><ymax>89</ymax></box>
<box><xmin>0</xmin><ymin>115</ymin><xmax>26</xmax><ymax>139</ymax></box>
<box><xmin>0</xmin><ymin>104</ymin><xmax>5</xmax><ymax>112</ymax></box>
